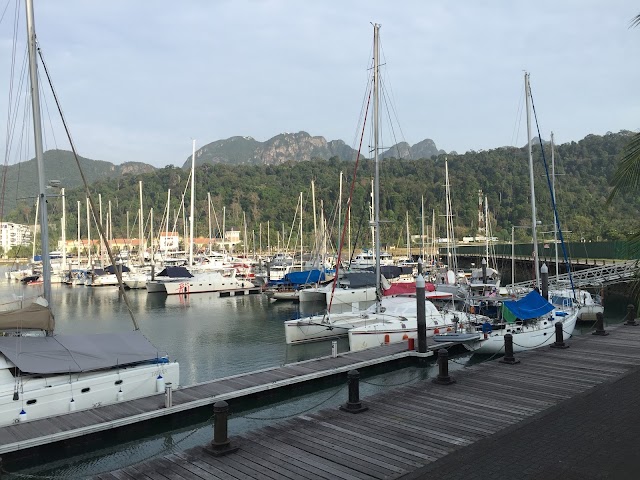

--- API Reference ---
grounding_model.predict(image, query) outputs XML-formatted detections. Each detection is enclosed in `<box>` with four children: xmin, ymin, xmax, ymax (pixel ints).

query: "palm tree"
<box><xmin>608</xmin><ymin>14</ymin><xmax>640</xmax><ymax>204</ymax></box>
<box><xmin>608</xmin><ymin>14</ymin><xmax>640</xmax><ymax>308</ymax></box>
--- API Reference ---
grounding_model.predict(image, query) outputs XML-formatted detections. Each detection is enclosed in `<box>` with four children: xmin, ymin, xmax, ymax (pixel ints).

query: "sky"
<box><xmin>1</xmin><ymin>0</ymin><xmax>639</xmax><ymax>167</ymax></box>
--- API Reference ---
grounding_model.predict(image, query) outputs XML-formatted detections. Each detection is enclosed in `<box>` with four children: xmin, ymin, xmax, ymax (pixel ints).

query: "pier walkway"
<box><xmin>97</xmin><ymin>322</ymin><xmax>640</xmax><ymax>479</ymax></box>
<box><xmin>0</xmin><ymin>338</ymin><xmax>447</xmax><ymax>461</ymax></box>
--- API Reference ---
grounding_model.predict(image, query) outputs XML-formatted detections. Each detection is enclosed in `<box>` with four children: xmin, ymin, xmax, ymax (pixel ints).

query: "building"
<box><xmin>0</xmin><ymin>222</ymin><xmax>32</xmax><ymax>253</ymax></box>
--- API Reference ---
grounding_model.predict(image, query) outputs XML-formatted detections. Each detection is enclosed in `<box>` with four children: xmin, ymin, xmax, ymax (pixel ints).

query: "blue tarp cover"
<box><xmin>269</xmin><ymin>269</ymin><xmax>326</xmax><ymax>287</ymax></box>
<box><xmin>503</xmin><ymin>290</ymin><xmax>554</xmax><ymax>320</ymax></box>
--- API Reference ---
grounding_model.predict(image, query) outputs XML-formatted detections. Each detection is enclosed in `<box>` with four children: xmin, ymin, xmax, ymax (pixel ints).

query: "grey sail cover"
<box><xmin>0</xmin><ymin>331</ymin><xmax>168</xmax><ymax>374</ymax></box>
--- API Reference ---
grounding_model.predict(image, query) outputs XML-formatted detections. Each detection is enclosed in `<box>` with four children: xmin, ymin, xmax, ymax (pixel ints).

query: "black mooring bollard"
<box><xmin>592</xmin><ymin>312</ymin><xmax>609</xmax><ymax>336</ymax></box>
<box><xmin>340</xmin><ymin>370</ymin><xmax>368</xmax><ymax>413</ymax></box>
<box><xmin>432</xmin><ymin>349</ymin><xmax>456</xmax><ymax>385</ymax></box>
<box><xmin>550</xmin><ymin>321</ymin><xmax>569</xmax><ymax>349</ymax></box>
<box><xmin>500</xmin><ymin>334</ymin><xmax>520</xmax><ymax>364</ymax></box>
<box><xmin>624</xmin><ymin>304</ymin><xmax>638</xmax><ymax>326</ymax></box>
<box><xmin>203</xmin><ymin>400</ymin><xmax>239</xmax><ymax>456</ymax></box>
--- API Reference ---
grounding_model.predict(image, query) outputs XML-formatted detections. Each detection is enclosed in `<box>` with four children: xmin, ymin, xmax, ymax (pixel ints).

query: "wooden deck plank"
<box><xmin>247</xmin><ymin>431</ymin><xmax>367</xmax><ymax>480</ymax></box>
<box><xmin>263</xmin><ymin>426</ymin><xmax>396</xmax><ymax>479</ymax></box>
<box><xmin>154</xmin><ymin>456</ymin><xmax>210</xmax><ymax>480</ymax></box>
<box><xmin>294</xmin><ymin>416</ymin><xmax>427</xmax><ymax>468</ymax></box>
<box><xmin>313</xmin><ymin>412</ymin><xmax>450</xmax><ymax>458</ymax></box>
<box><xmin>300</xmin><ymin>414</ymin><xmax>441</xmax><ymax>462</ymax></box>
<box><xmin>164</xmin><ymin>453</ymin><xmax>227</xmax><ymax>480</ymax></box>
<box><xmin>251</xmin><ymin>430</ymin><xmax>373</xmax><ymax>480</ymax></box>
<box><xmin>173</xmin><ymin>452</ymin><xmax>242</xmax><ymax>480</ymax></box>
<box><xmin>231</xmin><ymin>440</ymin><xmax>318</xmax><ymax>480</ymax></box>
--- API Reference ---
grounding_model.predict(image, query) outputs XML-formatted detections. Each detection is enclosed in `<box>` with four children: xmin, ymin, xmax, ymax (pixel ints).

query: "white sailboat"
<box><xmin>0</xmin><ymin>0</ymin><xmax>179</xmax><ymax>427</ymax></box>
<box><xmin>285</xmin><ymin>23</ymin><xmax>421</xmax><ymax>344</ymax></box>
<box><xmin>436</xmin><ymin>72</ymin><xmax>578</xmax><ymax>354</ymax></box>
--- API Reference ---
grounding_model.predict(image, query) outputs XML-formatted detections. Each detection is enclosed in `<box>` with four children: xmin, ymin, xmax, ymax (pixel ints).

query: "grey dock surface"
<box><xmin>0</xmin><ymin>339</ymin><xmax>444</xmax><ymax>458</ymax></box>
<box><xmin>95</xmin><ymin>322</ymin><xmax>640</xmax><ymax>479</ymax></box>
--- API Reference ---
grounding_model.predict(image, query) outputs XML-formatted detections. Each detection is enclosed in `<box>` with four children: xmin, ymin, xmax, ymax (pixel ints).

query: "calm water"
<box><xmin>0</xmin><ymin>271</ymin><xmax>633</xmax><ymax>478</ymax></box>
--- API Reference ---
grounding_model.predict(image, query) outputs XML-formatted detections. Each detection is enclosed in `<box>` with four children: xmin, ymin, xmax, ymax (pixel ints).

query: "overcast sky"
<box><xmin>1</xmin><ymin>0</ymin><xmax>639</xmax><ymax>167</ymax></box>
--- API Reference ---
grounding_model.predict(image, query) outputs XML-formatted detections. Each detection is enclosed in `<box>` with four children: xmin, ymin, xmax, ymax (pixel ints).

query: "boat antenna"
<box><xmin>36</xmin><ymin>46</ymin><xmax>140</xmax><ymax>330</ymax></box>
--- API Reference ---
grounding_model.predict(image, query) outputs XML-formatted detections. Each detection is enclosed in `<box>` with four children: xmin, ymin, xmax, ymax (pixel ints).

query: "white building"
<box><xmin>0</xmin><ymin>222</ymin><xmax>32</xmax><ymax>253</ymax></box>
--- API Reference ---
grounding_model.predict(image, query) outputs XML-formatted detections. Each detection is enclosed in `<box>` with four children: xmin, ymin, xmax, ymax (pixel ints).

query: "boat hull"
<box><xmin>461</xmin><ymin>310</ymin><xmax>579</xmax><ymax>354</ymax></box>
<box><xmin>0</xmin><ymin>361</ymin><xmax>179</xmax><ymax>427</ymax></box>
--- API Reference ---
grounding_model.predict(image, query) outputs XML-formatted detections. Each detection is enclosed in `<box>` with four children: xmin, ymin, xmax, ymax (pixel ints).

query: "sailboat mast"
<box><xmin>207</xmin><ymin>192</ymin><xmax>212</xmax><ymax>254</ymax></box>
<box><xmin>525</xmin><ymin>72</ymin><xmax>541</xmax><ymax>289</ymax></box>
<box><xmin>484</xmin><ymin>196</ymin><xmax>489</xmax><ymax>264</ymax></box>
<box><xmin>551</xmin><ymin>131</ymin><xmax>559</xmax><ymax>281</ymax></box>
<box><xmin>189</xmin><ymin>139</ymin><xmax>196</xmax><ymax>266</ymax></box>
<box><xmin>77</xmin><ymin>201</ymin><xmax>81</xmax><ymax>264</ymax></box>
<box><xmin>61</xmin><ymin>188</ymin><xmax>66</xmax><ymax>269</ymax></box>
<box><xmin>373</xmin><ymin>23</ymin><xmax>381</xmax><ymax>309</ymax></box>
<box><xmin>25</xmin><ymin>0</ymin><xmax>51</xmax><ymax>304</ymax></box>
<box><xmin>299</xmin><ymin>192</ymin><xmax>303</xmax><ymax>267</ymax></box>
<box><xmin>420</xmin><ymin>195</ymin><xmax>425</xmax><ymax>260</ymax></box>
<box><xmin>406</xmin><ymin>211</ymin><xmax>410</xmax><ymax>259</ymax></box>
<box><xmin>138</xmin><ymin>181</ymin><xmax>144</xmax><ymax>263</ymax></box>
<box><xmin>86</xmin><ymin>197</ymin><xmax>91</xmax><ymax>268</ymax></box>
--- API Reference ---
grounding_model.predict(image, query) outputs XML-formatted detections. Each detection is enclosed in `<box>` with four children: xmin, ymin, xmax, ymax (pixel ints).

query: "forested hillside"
<box><xmin>4</xmin><ymin>130</ymin><xmax>639</xmax><ymax>251</ymax></box>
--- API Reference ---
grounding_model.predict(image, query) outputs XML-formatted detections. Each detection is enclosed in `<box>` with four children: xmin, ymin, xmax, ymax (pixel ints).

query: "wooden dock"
<box><xmin>0</xmin><ymin>338</ymin><xmax>446</xmax><ymax>462</ymax></box>
<box><xmin>91</xmin><ymin>322</ymin><xmax>640</xmax><ymax>479</ymax></box>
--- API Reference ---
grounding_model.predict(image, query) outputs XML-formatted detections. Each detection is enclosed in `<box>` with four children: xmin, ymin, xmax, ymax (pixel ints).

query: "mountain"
<box><xmin>0</xmin><ymin>149</ymin><xmax>154</xmax><ymax>214</ymax></box>
<box><xmin>381</xmin><ymin>139</ymin><xmax>445</xmax><ymax>160</ymax></box>
<box><xmin>185</xmin><ymin>131</ymin><xmax>361</xmax><ymax>167</ymax></box>
<box><xmin>4</xmin><ymin>131</ymin><xmax>638</xmax><ymax>247</ymax></box>
<box><xmin>184</xmin><ymin>131</ymin><xmax>444</xmax><ymax>167</ymax></box>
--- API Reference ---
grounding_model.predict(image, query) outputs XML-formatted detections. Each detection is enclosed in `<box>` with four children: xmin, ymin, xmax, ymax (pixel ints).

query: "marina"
<box><xmin>0</xmin><ymin>3</ymin><xmax>638</xmax><ymax>478</ymax></box>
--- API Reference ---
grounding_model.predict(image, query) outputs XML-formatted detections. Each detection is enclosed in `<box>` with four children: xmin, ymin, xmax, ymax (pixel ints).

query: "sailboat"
<box><xmin>0</xmin><ymin>0</ymin><xmax>179</xmax><ymax>427</ymax></box>
<box><xmin>435</xmin><ymin>72</ymin><xmax>578</xmax><ymax>354</ymax></box>
<box><xmin>285</xmin><ymin>24</ymin><xmax>460</xmax><ymax>345</ymax></box>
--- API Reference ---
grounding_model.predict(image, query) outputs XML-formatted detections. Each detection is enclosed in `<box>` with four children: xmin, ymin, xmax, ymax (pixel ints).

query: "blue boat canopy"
<box><xmin>503</xmin><ymin>290</ymin><xmax>554</xmax><ymax>320</ymax></box>
<box><xmin>268</xmin><ymin>269</ymin><xmax>327</xmax><ymax>287</ymax></box>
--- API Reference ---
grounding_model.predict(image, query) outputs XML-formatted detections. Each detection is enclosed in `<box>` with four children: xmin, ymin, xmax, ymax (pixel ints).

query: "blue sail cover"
<box><xmin>503</xmin><ymin>290</ymin><xmax>554</xmax><ymax>320</ymax></box>
<box><xmin>269</xmin><ymin>269</ymin><xmax>326</xmax><ymax>287</ymax></box>
<box><xmin>285</xmin><ymin>269</ymin><xmax>325</xmax><ymax>285</ymax></box>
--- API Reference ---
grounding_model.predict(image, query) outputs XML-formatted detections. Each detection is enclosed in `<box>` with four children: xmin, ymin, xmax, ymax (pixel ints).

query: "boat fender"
<box><xmin>156</xmin><ymin>374</ymin><xmax>165</xmax><ymax>393</ymax></box>
<box><xmin>19</xmin><ymin>409</ymin><xmax>27</xmax><ymax>422</ymax></box>
<box><xmin>117</xmin><ymin>389</ymin><xmax>124</xmax><ymax>402</ymax></box>
<box><xmin>69</xmin><ymin>399</ymin><xmax>76</xmax><ymax>412</ymax></box>
<box><xmin>434</xmin><ymin>328</ymin><xmax>440</xmax><ymax>334</ymax></box>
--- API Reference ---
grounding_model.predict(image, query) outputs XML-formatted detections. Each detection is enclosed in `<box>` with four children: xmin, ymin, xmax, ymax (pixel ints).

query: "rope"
<box><xmin>361</xmin><ymin>372</ymin><xmax>424</xmax><ymax>387</ymax></box>
<box><xmin>239</xmin><ymin>384</ymin><xmax>345</xmax><ymax>421</ymax></box>
<box><xmin>1</xmin><ymin>413</ymin><xmax>217</xmax><ymax>480</ymax></box>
